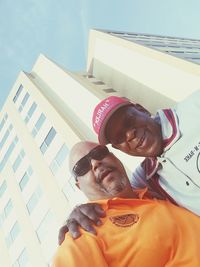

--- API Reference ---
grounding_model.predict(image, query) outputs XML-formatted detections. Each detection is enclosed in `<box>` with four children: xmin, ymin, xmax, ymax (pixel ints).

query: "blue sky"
<box><xmin>0</xmin><ymin>0</ymin><xmax>200</xmax><ymax>109</ymax></box>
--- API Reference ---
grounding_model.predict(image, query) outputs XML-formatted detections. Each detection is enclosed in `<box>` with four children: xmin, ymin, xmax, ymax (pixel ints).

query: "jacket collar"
<box><xmin>142</xmin><ymin>108</ymin><xmax>180</xmax><ymax>179</ymax></box>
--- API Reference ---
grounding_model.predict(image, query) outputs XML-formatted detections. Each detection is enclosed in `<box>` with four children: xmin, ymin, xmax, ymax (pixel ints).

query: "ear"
<box><xmin>75</xmin><ymin>181</ymin><xmax>80</xmax><ymax>190</ymax></box>
<box><xmin>112</xmin><ymin>144</ymin><xmax>119</xmax><ymax>150</ymax></box>
<box><xmin>134</xmin><ymin>103</ymin><xmax>151</xmax><ymax>116</ymax></box>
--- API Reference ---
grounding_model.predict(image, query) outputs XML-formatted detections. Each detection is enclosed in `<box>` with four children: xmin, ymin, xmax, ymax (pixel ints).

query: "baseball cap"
<box><xmin>92</xmin><ymin>96</ymin><xmax>132</xmax><ymax>145</ymax></box>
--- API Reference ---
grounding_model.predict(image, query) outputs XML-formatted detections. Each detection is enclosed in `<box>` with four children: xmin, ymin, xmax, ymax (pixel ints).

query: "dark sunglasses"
<box><xmin>72</xmin><ymin>146</ymin><xmax>110</xmax><ymax>181</ymax></box>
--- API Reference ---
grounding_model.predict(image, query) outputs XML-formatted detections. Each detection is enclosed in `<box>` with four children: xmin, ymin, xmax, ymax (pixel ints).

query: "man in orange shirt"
<box><xmin>53</xmin><ymin>141</ymin><xmax>200</xmax><ymax>267</ymax></box>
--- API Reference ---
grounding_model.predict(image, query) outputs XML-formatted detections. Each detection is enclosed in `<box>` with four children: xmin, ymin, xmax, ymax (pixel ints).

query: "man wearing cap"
<box><xmin>53</xmin><ymin>141</ymin><xmax>200</xmax><ymax>267</ymax></box>
<box><xmin>58</xmin><ymin>89</ymin><xmax>200</xmax><ymax>243</ymax></box>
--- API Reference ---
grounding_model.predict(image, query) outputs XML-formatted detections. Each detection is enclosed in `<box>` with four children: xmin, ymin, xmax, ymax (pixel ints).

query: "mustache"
<box><xmin>96</xmin><ymin>166</ymin><xmax>116</xmax><ymax>184</ymax></box>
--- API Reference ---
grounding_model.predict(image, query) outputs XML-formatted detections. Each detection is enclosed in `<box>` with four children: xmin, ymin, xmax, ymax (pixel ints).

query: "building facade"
<box><xmin>107</xmin><ymin>30</ymin><xmax>200</xmax><ymax>65</ymax></box>
<box><xmin>0</xmin><ymin>30</ymin><xmax>200</xmax><ymax>266</ymax></box>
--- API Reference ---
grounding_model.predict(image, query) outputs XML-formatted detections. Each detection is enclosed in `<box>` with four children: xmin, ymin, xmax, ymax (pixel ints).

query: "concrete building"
<box><xmin>0</xmin><ymin>29</ymin><xmax>200</xmax><ymax>266</ymax></box>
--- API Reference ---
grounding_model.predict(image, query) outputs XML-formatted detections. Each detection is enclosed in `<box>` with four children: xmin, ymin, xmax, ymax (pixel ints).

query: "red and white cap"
<box><xmin>92</xmin><ymin>96</ymin><xmax>132</xmax><ymax>145</ymax></box>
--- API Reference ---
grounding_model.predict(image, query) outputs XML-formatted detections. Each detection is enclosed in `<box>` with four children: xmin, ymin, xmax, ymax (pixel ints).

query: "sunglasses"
<box><xmin>72</xmin><ymin>146</ymin><xmax>110</xmax><ymax>181</ymax></box>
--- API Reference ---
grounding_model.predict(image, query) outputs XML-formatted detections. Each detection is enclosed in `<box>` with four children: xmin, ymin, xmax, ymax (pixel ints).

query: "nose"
<box><xmin>90</xmin><ymin>158</ymin><xmax>102</xmax><ymax>172</ymax></box>
<box><xmin>125</xmin><ymin>128</ymin><xmax>136</xmax><ymax>142</ymax></box>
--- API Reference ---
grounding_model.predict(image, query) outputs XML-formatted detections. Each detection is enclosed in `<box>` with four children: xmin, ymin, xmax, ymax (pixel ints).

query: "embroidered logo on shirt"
<box><xmin>109</xmin><ymin>214</ymin><xmax>139</xmax><ymax>227</ymax></box>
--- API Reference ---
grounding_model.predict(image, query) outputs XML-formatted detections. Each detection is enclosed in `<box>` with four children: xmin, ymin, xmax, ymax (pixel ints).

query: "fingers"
<box><xmin>59</xmin><ymin>203</ymin><xmax>106</xmax><ymax>243</ymax></box>
<box><xmin>67</xmin><ymin>219</ymin><xmax>82</xmax><ymax>239</ymax></box>
<box><xmin>58</xmin><ymin>225</ymin><xmax>69</xmax><ymax>245</ymax></box>
<box><xmin>94</xmin><ymin>204</ymin><xmax>106</xmax><ymax>217</ymax></box>
<box><xmin>70</xmin><ymin>212</ymin><xmax>97</xmax><ymax>235</ymax></box>
<box><xmin>80</xmin><ymin>203</ymin><xmax>106</xmax><ymax>226</ymax></box>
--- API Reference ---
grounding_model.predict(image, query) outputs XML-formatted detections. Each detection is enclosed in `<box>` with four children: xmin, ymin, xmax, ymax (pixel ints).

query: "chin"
<box><xmin>109</xmin><ymin>185</ymin><xmax>126</xmax><ymax>197</ymax></box>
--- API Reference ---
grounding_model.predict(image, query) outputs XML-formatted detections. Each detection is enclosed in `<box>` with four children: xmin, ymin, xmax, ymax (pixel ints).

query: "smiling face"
<box><xmin>105</xmin><ymin>105</ymin><xmax>163</xmax><ymax>157</ymax></box>
<box><xmin>69</xmin><ymin>141</ymin><xmax>135</xmax><ymax>201</ymax></box>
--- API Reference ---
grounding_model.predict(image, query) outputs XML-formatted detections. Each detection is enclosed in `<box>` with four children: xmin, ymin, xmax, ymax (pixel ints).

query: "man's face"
<box><xmin>105</xmin><ymin>105</ymin><xmax>163</xmax><ymax>157</ymax></box>
<box><xmin>69</xmin><ymin>142</ymin><xmax>132</xmax><ymax>200</ymax></box>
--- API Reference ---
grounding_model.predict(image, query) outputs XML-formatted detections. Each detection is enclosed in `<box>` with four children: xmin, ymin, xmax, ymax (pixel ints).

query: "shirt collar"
<box><xmin>89</xmin><ymin>188</ymin><xmax>149</xmax><ymax>210</ymax></box>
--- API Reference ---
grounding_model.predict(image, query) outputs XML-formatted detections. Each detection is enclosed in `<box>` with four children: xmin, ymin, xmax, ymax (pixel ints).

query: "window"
<box><xmin>13</xmin><ymin>85</ymin><xmax>23</xmax><ymax>103</ymax></box>
<box><xmin>12</xmin><ymin>149</ymin><xmax>25</xmax><ymax>172</ymax></box>
<box><xmin>62</xmin><ymin>178</ymin><xmax>76</xmax><ymax>201</ymax></box>
<box><xmin>0</xmin><ymin>180</ymin><xmax>7</xmax><ymax>198</ymax></box>
<box><xmin>0</xmin><ymin>113</ymin><xmax>8</xmax><ymax>132</ymax></box>
<box><xmin>40</xmin><ymin>127</ymin><xmax>56</xmax><ymax>154</ymax></box>
<box><xmin>19</xmin><ymin>166</ymin><xmax>33</xmax><ymax>191</ymax></box>
<box><xmin>6</xmin><ymin>221</ymin><xmax>20</xmax><ymax>248</ymax></box>
<box><xmin>103</xmin><ymin>88</ymin><xmax>117</xmax><ymax>93</ymax></box>
<box><xmin>50</xmin><ymin>144</ymin><xmax>68</xmax><ymax>175</ymax></box>
<box><xmin>24</xmin><ymin>102</ymin><xmax>37</xmax><ymax>124</ymax></box>
<box><xmin>93</xmin><ymin>81</ymin><xmax>104</xmax><ymax>85</ymax></box>
<box><xmin>26</xmin><ymin>185</ymin><xmax>43</xmax><ymax>214</ymax></box>
<box><xmin>0</xmin><ymin>199</ymin><xmax>13</xmax><ymax>227</ymax></box>
<box><xmin>36</xmin><ymin>210</ymin><xmax>54</xmax><ymax>243</ymax></box>
<box><xmin>4</xmin><ymin>199</ymin><xmax>13</xmax><ymax>218</ymax></box>
<box><xmin>0</xmin><ymin>124</ymin><xmax>13</xmax><ymax>150</ymax></box>
<box><xmin>13</xmin><ymin>248</ymin><xmax>29</xmax><ymax>267</ymax></box>
<box><xmin>19</xmin><ymin>173</ymin><xmax>29</xmax><ymax>191</ymax></box>
<box><xmin>0</xmin><ymin>136</ymin><xmax>18</xmax><ymax>172</ymax></box>
<box><xmin>18</xmin><ymin>93</ymin><xmax>30</xmax><ymax>113</ymax></box>
<box><xmin>83</xmin><ymin>74</ymin><xmax>94</xmax><ymax>78</ymax></box>
<box><xmin>10</xmin><ymin>222</ymin><xmax>20</xmax><ymax>241</ymax></box>
<box><xmin>31</xmin><ymin>113</ymin><xmax>46</xmax><ymax>137</ymax></box>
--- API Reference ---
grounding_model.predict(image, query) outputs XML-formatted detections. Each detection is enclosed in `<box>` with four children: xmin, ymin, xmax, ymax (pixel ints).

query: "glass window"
<box><xmin>50</xmin><ymin>144</ymin><xmax>68</xmax><ymax>175</ymax></box>
<box><xmin>0</xmin><ymin>114</ymin><xmax>9</xmax><ymax>133</ymax></box>
<box><xmin>5</xmin><ymin>234</ymin><xmax>12</xmax><ymax>248</ymax></box>
<box><xmin>103</xmin><ymin>88</ymin><xmax>116</xmax><ymax>93</ymax></box>
<box><xmin>12</xmin><ymin>149</ymin><xmax>25</xmax><ymax>172</ymax></box>
<box><xmin>35</xmin><ymin>113</ymin><xmax>46</xmax><ymax>130</ymax></box>
<box><xmin>19</xmin><ymin>173</ymin><xmax>29</xmax><ymax>191</ymax></box>
<box><xmin>36</xmin><ymin>210</ymin><xmax>54</xmax><ymax>243</ymax></box>
<box><xmin>31</xmin><ymin>128</ymin><xmax>37</xmax><ymax>138</ymax></box>
<box><xmin>55</xmin><ymin>144</ymin><xmax>68</xmax><ymax>166</ymax></box>
<box><xmin>62</xmin><ymin>180</ymin><xmax>76</xmax><ymax>201</ymax></box>
<box><xmin>19</xmin><ymin>249</ymin><xmax>29</xmax><ymax>266</ymax></box>
<box><xmin>0</xmin><ymin>117</ymin><xmax>6</xmax><ymax>132</ymax></box>
<box><xmin>13</xmin><ymin>85</ymin><xmax>23</xmax><ymax>103</ymax></box>
<box><xmin>40</xmin><ymin>127</ymin><xmax>56</xmax><ymax>154</ymax></box>
<box><xmin>4</xmin><ymin>199</ymin><xmax>13</xmax><ymax>218</ymax></box>
<box><xmin>0</xmin><ymin>129</ymin><xmax>10</xmax><ymax>150</ymax></box>
<box><xmin>45</xmin><ymin>127</ymin><xmax>56</xmax><ymax>146</ymax></box>
<box><xmin>27</xmin><ymin>166</ymin><xmax>33</xmax><ymax>176</ymax></box>
<box><xmin>26</xmin><ymin>185</ymin><xmax>43</xmax><ymax>214</ymax></box>
<box><xmin>0</xmin><ymin>136</ymin><xmax>18</xmax><ymax>172</ymax></box>
<box><xmin>0</xmin><ymin>180</ymin><xmax>7</xmax><ymax>198</ymax></box>
<box><xmin>0</xmin><ymin>124</ymin><xmax>13</xmax><ymax>149</ymax></box>
<box><xmin>6</xmin><ymin>221</ymin><xmax>20</xmax><ymax>247</ymax></box>
<box><xmin>21</xmin><ymin>93</ymin><xmax>29</xmax><ymax>107</ymax></box>
<box><xmin>19</xmin><ymin>166</ymin><xmax>33</xmax><ymax>191</ymax></box>
<box><xmin>10</xmin><ymin>221</ymin><xmax>20</xmax><ymax>242</ymax></box>
<box><xmin>0</xmin><ymin>212</ymin><xmax>5</xmax><ymax>227</ymax></box>
<box><xmin>83</xmin><ymin>74</ymin><xmax>94</xmax><ymax>78</ymax></box>
<box><xmin>24</xmin><ymin>102</ymin><xmax>37</xmax><ymax>124</ymax></box>
<box><xmin>28</xmin><ymin>102</ymin><xmax>37</xmax><ymax>117</ymax></box>
<box><xmin>24</xmin><ymin>117</ymin><xmax>29</xmax><ymax>124</ymax></box>
<box><xmin>93</xmin><ymin>81</ymin><xmax>104</xmax><ymax>85</ymax></box>
<box><xmin>49</xmin><ymin>161</ymin><xmax>59</xmax><ymax>175</ymax></box>
<box><xmin>18</xmin><ymin>93</ymin><xmax>29</xmax><ymax>112</ymax></box>
<box><xmin>31</xmin><ymin>113</ymin><xmax>46</xmax><ymax>137</ymax></box>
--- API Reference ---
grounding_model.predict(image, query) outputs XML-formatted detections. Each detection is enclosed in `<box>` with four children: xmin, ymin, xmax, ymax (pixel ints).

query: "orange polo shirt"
<box><xmin>53</xmin><ymin>191</ymin><xmax>200</xmax><ymax>267</ymax></box>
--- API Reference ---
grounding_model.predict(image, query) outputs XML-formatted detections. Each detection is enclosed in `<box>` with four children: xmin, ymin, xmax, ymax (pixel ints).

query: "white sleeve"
<box><xmin>130</xmin><ymin>164</ymin><xmax>148</xmax><ymax>189</ymax></box>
